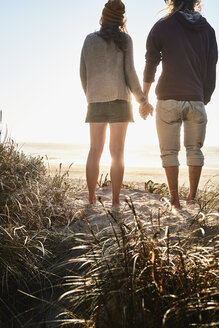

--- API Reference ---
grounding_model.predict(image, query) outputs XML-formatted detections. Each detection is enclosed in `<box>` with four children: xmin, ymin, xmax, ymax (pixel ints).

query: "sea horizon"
<box><xmin>17</xmin><ymin>142</ymin><xmax>219</xmax><ymax>171</ymax></box>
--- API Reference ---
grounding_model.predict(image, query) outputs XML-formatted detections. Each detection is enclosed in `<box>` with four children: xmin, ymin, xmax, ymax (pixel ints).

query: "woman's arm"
<box><xmin>124</xmin><ymin>36</ymin><xmax>145</xmax><ymax>104</ymax></box>
<box><xmin>80</xmin><ymin>46</ymin><xmax>87</xmax><ymax>94</ymax></box>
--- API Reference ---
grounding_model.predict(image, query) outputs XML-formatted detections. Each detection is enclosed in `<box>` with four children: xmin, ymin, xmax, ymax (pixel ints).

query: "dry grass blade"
<box><xmin>0</xmin><ymin>141</ymin><xmax>218</xmax><ymax>328</ymax></box>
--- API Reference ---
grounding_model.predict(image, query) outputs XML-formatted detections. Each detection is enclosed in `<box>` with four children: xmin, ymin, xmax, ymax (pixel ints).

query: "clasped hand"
<box><xmin>139</xmin><ymin>102</ymin><xmax>154</xmax><ymax>120</ymax></box>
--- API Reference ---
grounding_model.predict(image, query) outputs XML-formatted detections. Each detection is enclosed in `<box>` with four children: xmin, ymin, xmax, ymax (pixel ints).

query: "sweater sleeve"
<box><xmin>143</xmin><ymin>24</ymin><xmax>162</xmax><ymax>83</ymax></box>
<box><xmin>203</xmin><ymin>30</ymin><xmax>218</xmax><ymax>105</ymax></box>
<box><xmin>80</xmin><ymin>45</ymin><xmax>87</xmax><ymax>94</ymax></box>
<box><xmin>124</xmin><ymin>36</ymin><xmax>145</xmax><ymax>104</ymax></box>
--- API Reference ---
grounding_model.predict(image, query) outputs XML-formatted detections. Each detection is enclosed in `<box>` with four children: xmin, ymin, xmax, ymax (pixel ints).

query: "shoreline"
<box><xmin>47</xmin><ymin>163</ymin><xmax>219</xmax><ymax>190</ymax></box>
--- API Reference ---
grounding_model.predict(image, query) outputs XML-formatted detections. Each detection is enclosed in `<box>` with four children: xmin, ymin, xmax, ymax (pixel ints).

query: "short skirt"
<box><xmin>85</xmin><ymin>99</ymin><xmax>134</xmax><ymax>123</ymax></box>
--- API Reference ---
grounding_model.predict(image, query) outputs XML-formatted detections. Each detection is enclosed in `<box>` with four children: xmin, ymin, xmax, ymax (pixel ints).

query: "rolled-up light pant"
<box><xmin>156</xmin><ymin>100</ymin><xmax>207</xmax><ymax>167</ymax></box>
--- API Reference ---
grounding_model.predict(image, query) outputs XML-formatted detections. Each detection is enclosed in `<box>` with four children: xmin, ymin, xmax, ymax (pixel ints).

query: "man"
<box><xmin>140</xmin><ymin>0</ymin><xmax>218</xmax><ymax>208</ymax></box>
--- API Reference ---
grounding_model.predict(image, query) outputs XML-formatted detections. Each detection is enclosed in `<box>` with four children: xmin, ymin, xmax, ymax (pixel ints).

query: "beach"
<box><xmin>18</xmin><ymin>142</ymin><xmax>219</xmax><ymax>190</ymax></box>
<box><xmin>48</xmin><ymin>163</ymin><xmax>219</xmax><ymax>190</ymax></box>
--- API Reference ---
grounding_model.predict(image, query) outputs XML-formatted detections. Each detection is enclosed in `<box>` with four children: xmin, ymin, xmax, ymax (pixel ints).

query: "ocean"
<box><xmin>18</xmin><ymin>142</ymin><xmax>219</xmax><ymax>170</ymax></box>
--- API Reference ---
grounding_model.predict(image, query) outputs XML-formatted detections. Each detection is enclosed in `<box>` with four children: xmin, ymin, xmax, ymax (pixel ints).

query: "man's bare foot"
<box><xmin>186</xmin><ymin>199</ymin><xmax>196</xmax><ymax>205</ymax></box>
<box><xmin>186</xmin><ymin>199</ymin><xmax>200</xmax><ymax>210</ymax></box>
<box><xmin>170</xmin><ymin>196</ymin><xmax>181</xmax><ymax>209</ymax></box>
<box><xmin>170</xmin><ymin>202</ymin><xmax>181</xmax><ymax>209</ymax></box>
<box><xmin>186</xmin><ymin>195</ymin><xmax>198</xmax><ymax>205</ymax></box>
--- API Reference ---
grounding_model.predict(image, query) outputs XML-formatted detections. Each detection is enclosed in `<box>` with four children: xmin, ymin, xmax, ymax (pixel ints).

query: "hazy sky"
<box><xmin>0</xmin><ymin>0</ymin><xmax>218</xmax><ymax>146</ymax></box>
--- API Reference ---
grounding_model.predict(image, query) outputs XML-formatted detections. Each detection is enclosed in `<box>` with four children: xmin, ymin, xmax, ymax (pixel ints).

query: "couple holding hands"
<box><xmin>80</xmin><ymin>0</ymin><xmax>217</xmax><ymax>209</ymax></box>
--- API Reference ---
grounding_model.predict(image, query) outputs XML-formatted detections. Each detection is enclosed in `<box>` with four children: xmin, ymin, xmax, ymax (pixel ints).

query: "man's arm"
<box><xmin>143</xmin><ymin>81</ymin><xmax>152</xmax><ymax>103</ymax></box>
<box><xmin>204</xmin><ymin>30</ymin><xmax>218</xmax><ymax>105</ymax></box>
<box><xmin>143</xmin><ymin>25</ymin><xmax>161</xmax><ymax>85</ymax></box>
<box><xmin>139</xmin><ymin>25</ymin><xmax>161</xmax><ymax>120</ymax></box>
<box><xmin>139</xmin><ymin>82</ymin><xmax>154</xmax><ymax>120</ymax></box>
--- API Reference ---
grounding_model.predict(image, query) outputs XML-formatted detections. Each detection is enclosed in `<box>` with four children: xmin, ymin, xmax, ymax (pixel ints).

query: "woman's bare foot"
<box><xmin>112</xmin><ymin>204</ymin><xmax>120</xmax><ymax>210</ymax></box>
<box><xmin>88</xmin><ymin>196</ymin><xmax>96</xmax><ymax>205</ymax></box>
<box><xmin>112</xmin><ymin>200</ymin><xmax>120</xmax><ymax>207</ymax></box>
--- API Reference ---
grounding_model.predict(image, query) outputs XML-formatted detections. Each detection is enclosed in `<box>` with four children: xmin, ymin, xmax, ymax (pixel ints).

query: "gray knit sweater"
<box><xmin>80</xmin><ymin>32</ymin><xmax>145</xmax><ymax>104</ymax></box>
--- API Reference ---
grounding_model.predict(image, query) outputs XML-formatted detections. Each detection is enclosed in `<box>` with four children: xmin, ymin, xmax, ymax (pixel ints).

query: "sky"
<box><xmin>0</xmin><ymin>0</ymin><xmax>219</xmax><ymax>147</ymax></box>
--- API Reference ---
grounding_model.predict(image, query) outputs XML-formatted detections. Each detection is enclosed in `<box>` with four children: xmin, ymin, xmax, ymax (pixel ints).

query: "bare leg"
<box><xmin>164</xmin><ymin>166</ymin><xmax>181</xmax><ymax>208</ymax></box>
<box><xmin>86</xmin><ymin>123</ymin><xmax>107</xmax><ymax>204</ymax></box>
<box><xmin>109</xmin><ymin>123</ymin><xmax>128</xmax><ymax>206</ymax></box>
<box><xmin>187</xmin><ymin>165</ymin><xmax>202</xmax><ymax>204</ymax></box>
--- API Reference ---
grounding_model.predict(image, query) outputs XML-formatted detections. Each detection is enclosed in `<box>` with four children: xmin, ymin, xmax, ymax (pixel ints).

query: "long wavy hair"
<box><xmin>96</xmin><ymin>20</ymin><xmax>128</xmax><ymax>53</ymax></box>
<box><xmin>165</xmin><ymin>0</ymin><xmax>202</xmax><ymax>14</ymax></box>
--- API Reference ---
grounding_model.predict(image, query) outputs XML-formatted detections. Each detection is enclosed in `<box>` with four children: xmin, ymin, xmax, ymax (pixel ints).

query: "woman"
<box><xmin>80</xmin><ymin>0</ymin><xmax>147</xmax><ymax>207</ymax></box>
<box><xmin>140</xmin><ymin>0</ymin><xmax>218</xmax><ymax>208</ymax></box>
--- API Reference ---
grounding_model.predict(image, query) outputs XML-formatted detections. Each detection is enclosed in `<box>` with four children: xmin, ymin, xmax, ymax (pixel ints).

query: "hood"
<box><xmin>175</xmin><ymin>11</ymin><xmax>208</xmax><ymax>31</ymax></box>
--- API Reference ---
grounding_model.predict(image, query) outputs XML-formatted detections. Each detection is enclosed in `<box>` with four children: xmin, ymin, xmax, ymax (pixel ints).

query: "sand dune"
<box><xmin>68</xmin><ymin>185</ymin><xmax>218</xmax><ymax>248</ymax></box>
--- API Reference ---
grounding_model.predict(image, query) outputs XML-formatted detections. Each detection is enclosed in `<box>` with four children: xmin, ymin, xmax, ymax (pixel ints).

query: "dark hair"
<box><xmin>165</xmin><ymin>0</ymin><xmax>201</xmax><ymax>14</ymax></box>
<box><xmin>96</xmin><ymin>21</ymin><xmax>128</xmax><ymax>53</ymax></box>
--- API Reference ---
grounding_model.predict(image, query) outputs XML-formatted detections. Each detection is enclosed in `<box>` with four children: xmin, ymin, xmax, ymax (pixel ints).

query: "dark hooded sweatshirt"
<box><xmin>144</xmin><ymin>11</ymin><xmax>218</xmax><ymax>104</ymax></box>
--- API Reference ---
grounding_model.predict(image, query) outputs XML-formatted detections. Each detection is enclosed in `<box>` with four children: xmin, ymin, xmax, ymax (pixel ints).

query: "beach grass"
<box><xmin>0</xmin><ymin>141</ymin><xmax>218</xmax><ymax>327</ymax></box>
